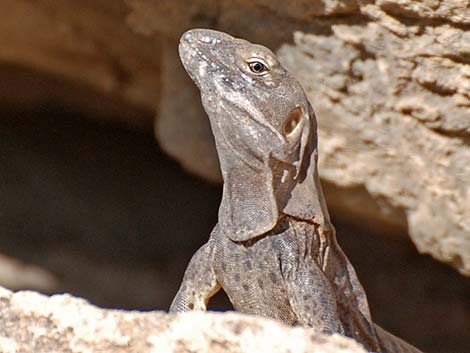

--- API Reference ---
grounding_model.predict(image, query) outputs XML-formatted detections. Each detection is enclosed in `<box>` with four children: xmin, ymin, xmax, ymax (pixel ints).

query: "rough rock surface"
<box><xmin>0</xmin><ymin>286</ymin><xmax>366</xmax><ymax>353</ymax></box>
<box><xmin>278</xmin><ymin>25</ymin><xmax>470</xmax><ymax>274</ymax></box>
<box><xmin>126</xmin><ymin>0</ymin><xmax>470</xmax><ymax>274</ymax></box>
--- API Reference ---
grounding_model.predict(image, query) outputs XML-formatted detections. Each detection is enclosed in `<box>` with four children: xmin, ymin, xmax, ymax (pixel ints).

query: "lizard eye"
<box><xmin>247</xmin><ymin>58</ymin><xmax>269</xmax><ymax>75</ymax></box>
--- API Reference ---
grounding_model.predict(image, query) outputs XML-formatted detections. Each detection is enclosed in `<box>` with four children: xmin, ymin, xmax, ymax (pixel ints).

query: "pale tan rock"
<box><xmin>277</xmin><ymin>17</ymin><xmax>470</xmax><ymax>274</ymax></box>
<box><xmin>0</xmin><ymin>287</ymin><xmax>367</xmax><ymax>353</ymax></box>
<box><xmin>155</xmin><ymin>38</ymin><xmax>220</xmax><ymax>182</ymax></box>
<box><xmin>376</xmin><ymin>0</ymin><xmax>470</xmax><ymax>24</ymax></box>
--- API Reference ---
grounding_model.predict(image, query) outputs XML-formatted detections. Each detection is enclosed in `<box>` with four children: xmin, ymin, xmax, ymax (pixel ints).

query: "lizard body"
<box><xmin>170</xmin><ymin>29</ymin><xmax>423</xmax><ymax>353</ymax></box>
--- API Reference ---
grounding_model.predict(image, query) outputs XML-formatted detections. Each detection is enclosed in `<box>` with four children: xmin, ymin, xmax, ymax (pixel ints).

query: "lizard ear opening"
<box><xmin>219</xmin><ymin>160</ymin><xmax>279</xmax><ymax>242</ymax></box>
<box><xmin>280</xmin><ymin>104</ymin><xmax>330</xmax><ymax>225</ymax></box>
<box><xmin>282</xmin><ymin>106</ymin><xmax>303</xmax><ymax>136</ymax></box>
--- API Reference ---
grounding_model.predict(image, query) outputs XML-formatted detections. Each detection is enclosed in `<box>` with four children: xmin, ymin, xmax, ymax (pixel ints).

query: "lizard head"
<box><xmin>179</xmin><ymin>29</ymin><xmax>312</xmax><ymax>164</ymax></box>
<box><xmin>179</xmin><ymin>29</ymin><xmax>329</xmax><ymax>241</ymax></box>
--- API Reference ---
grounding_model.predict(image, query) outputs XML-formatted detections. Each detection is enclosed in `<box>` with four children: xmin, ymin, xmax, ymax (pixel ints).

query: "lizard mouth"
<box><xmin>178</xmin><ymin>40</ymin><xmax>202</xmax><ymax>87</ymax></box>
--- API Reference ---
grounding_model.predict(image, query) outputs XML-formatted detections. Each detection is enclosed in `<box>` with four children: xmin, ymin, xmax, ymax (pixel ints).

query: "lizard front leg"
<box><xmin>169</xmin><ymin>239</ymin><xmax>221</xmax><ymax>312</ymax></box>
<box><xmin>284</xmin><ymin>257</ymin><xmax>345</xmax><ymax>335</ymax></box>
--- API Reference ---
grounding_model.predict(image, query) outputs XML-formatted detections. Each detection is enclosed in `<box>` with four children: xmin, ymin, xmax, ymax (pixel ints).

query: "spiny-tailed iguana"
<box><xmin>170</xmin><ymin>28</ymin><xmax>423</xmax><ymax>353</ymax></box>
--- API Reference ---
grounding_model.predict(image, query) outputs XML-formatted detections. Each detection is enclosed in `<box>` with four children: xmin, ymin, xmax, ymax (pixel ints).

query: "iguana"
<box><xmin>170</xmin><ymin>28</ymin><xmax>424</xmax><ymax>353</ymax></box>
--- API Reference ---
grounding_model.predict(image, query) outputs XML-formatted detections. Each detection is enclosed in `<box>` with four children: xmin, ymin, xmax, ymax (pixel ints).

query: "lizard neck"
<box><xmin>214</xmin><ymin>133</ymin><xmax>279</xmax><ymax>242</ymax></box>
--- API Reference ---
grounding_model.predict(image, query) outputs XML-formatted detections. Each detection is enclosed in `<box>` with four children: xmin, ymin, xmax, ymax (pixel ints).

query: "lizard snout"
<box><xmin>180</xmin><ymin>28</ymin><xmax>234</xmax><ymax>47</ymax></box>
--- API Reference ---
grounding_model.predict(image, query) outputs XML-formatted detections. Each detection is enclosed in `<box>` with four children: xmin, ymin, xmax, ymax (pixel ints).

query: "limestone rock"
<box><xmin>127</xmin><ymin>0</ymin><xmax>470</xmax><ymax>275</ymax></box>
<box><xmin>277</xmin><ymin>10</ymin><xmax>470</xmax><ymax>274</ymax></box>
<box><xmin>0</xmin><ymin>287</ymin><xmax>366</xmax><ymax>353</ymax></box>
<box><xmin>155</xmin><ymin>38</ymin><xmax>220</xmax><ymax>182</ymax></box>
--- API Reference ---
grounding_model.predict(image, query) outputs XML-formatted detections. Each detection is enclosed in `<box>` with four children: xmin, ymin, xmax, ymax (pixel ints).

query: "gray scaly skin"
<box><xmin>170</xmin><ymin>28</ymin><xmax>424</xmax><ymax>353</ymax></box>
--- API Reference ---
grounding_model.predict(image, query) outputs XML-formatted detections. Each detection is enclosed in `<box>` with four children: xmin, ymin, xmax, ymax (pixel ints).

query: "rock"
<box><xmin>0</xmin><ymin>255</ymin><xmax>57</xmax><ymax>292</ymax></box>
<box><xmin>155</xmin><ymin>38</ymin><xmax>220</xmax><ymax>182</ymax></box>
<box><xmin>127</xmin><ymin>0</ymin><xmax>470</xmax><ymax>275</ymax></box>
<box><xmin>277</xmin><ymin>11</ymin><xmax>470</xmax><ymax>274</ymax></box>
<box><xmin>0</xmin><ymin>0</ymin><xmax>160</xmax><ymax>127</ymax></box>
<box><xmin>0</xmin><ymin>287</ymin><xmax>367</xmax><ymax>353</ymax></box>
